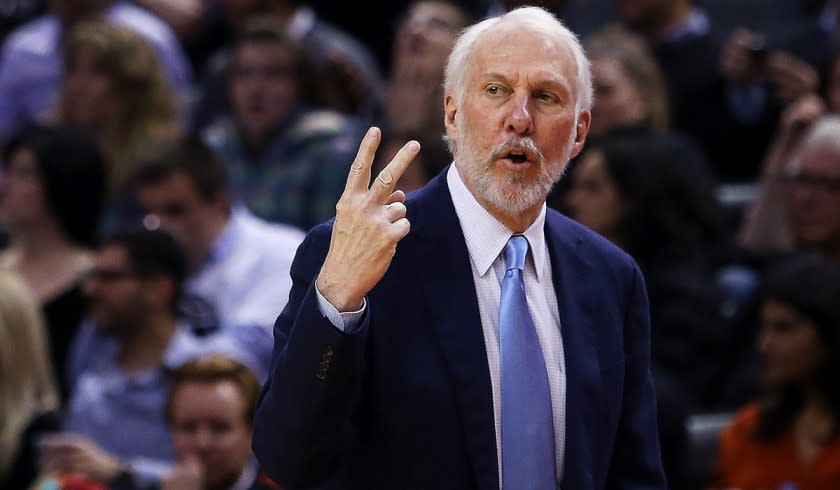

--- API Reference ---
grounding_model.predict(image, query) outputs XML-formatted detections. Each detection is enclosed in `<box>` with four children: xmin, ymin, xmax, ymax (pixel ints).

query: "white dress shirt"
<box><xmin>316</xmin><ymin>165</ymin><xmax>567</xmax><ymax>487</ymax></box>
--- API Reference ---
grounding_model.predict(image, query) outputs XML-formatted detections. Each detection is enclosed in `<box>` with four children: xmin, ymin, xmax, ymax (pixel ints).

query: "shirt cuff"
<box><xmin>315</xmin><ymin>284</ymin><xmax>366</xmax><ymax>333</ymax></box>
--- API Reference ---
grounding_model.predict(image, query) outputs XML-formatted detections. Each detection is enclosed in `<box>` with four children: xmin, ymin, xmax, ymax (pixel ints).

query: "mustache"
<box><xmin>488</xmin><ymin>137</ymin><xmax>545</xmax><ymax>165</ymax></box>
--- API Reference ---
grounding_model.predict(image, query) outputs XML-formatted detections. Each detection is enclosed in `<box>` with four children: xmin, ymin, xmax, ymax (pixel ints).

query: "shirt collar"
<box><xmin>204</xmin><ymin>209</ymin><xmax>244</xmax><ymax>266</ymax></box>
<box><xmin>446</xmin><ymin>164</ymin><xmax>548</xmax><ymax>282</ymax></box>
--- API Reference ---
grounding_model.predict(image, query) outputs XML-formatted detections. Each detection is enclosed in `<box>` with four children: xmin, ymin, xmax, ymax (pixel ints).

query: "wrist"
<box><xmin>315</xmin><ymin>275</ymin><xmax>364</xmax><ymax>312</ymax></box>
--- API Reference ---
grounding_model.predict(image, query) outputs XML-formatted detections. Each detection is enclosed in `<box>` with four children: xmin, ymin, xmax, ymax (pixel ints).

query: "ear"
<box><xmin>444</xmin><ymin>93</ymin><xmax>458</xmax><ymax>141</ymax></box>
<box><xmin>568</xmin><ymin>109</ymin><xmax>592</xmax><ymax>160</ymax></box>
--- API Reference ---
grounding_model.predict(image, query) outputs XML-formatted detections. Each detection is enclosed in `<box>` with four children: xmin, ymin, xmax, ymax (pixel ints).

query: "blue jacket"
<box><xmin>253</xmin><ymin>169</ymin><xmax>666</xmax><ymax>490</ymax></box>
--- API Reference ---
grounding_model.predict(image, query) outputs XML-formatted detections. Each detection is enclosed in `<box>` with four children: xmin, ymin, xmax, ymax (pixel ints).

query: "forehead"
<box><xmin>171</xmin><ymin>380</ymin><xmax>245</xmax><ymax>417</ymax></box>
<box><xmin>409</xmin><ymin>1</ymin><xmax>466</xmax><ymax>23</ymax></box>
<box><xmin>234</xmin><ymin>41</ymin><xmax>293</xmax><ymax>64</ymax></box>
<box><xmin>468</xmin><ymin>23</ymin><xmax>577</xmax><ymax>88</ymax></box>
<box><xmin>139</xmin><ymin>172</ymin><xmax>197</xmax><ymax>197</ymax></box>
<box><xmin>97</xmin><ymin>244</ymin><xmax>129</xmax><ymax>266</ymax></box>
<box><xmin>798</xmin><ymin>139</ymin><xmax>840</xmax><ymax>175</ymax></box>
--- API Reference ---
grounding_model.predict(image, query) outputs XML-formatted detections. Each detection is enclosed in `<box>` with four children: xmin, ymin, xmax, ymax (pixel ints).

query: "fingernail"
<box><xmin>408</xmin><ymin>140</ymin><xmax>420</xmax><ymax>151</ymax></box>
<box><xmin>368</xmin><ymin>127</ymin><xmax>380</xmax><ymax>138</ymax></box>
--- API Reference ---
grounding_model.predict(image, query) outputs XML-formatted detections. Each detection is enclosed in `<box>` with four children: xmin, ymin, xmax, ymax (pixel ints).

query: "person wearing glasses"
<box><xmin>40</xmin><ymin>229</ymin><xmax>247</xmax><ymax>490</ymax></box>
<box><xmin>741</xmin><ymin>111</ymin><xmax>840</xmax><ymax>265</ymax></box>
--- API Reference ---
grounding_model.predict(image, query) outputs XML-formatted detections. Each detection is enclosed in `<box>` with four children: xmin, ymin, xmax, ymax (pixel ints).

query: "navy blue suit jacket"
<box><xmin>253</xmin><ymin>170</ymin><xmax>666</xmax><ymax>490</ymax></box>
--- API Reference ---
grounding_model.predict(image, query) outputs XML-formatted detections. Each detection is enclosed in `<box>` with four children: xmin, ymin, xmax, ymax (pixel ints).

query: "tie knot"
<box><xmin>503</xmin><ymin>235</ymin><xmax>529</xmax><ymax>272</ymax></box>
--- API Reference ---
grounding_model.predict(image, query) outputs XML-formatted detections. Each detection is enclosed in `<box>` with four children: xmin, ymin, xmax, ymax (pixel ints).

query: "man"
<box><xmin>202</xmin><ymin>20</ymin><xmax>363</xmax><ymax>230</ymax></box>
<box><xmin>742</xmin><ymin>113</ymin><xmax>840</xmax><ymax>264</ymax></box>
<box><xmin>0</xmin><ymin>0</ymin><xmax>191</xmax><ymax>143</ymax></box>
<box><xmin>163</xmin><ymin>355</ymin><xmax>274</xmax><ymax>490</ymax></box>
<box><xmin>191</xmin><ymin>0</ymin><xmax>383</xmax><ymax>130</ymax></box>
<box><xmin>253</xmin><ymin>7</ymin><xmax>665</xmax><ymax>490</ymax></box>
<box><xmin>42</xmin><ymin>230</ymin><xmax>243</xmax><ymax>488</ymax></box>
<box><xmin>133</xmin><ymin>138</ymin><xmax>305</xmax><ymax>372</ymax></box>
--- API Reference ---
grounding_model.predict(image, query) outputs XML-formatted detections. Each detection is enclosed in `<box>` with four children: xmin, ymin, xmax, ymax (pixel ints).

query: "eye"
<box><xmin>536</xmin><ymin>91</ymin><xmax>558</xmax><ymax>103</ymax></box>
<box><xmin>485</xmin><ymin>83</ymin><xmax>505</xmax><ymax>96</ymax></box>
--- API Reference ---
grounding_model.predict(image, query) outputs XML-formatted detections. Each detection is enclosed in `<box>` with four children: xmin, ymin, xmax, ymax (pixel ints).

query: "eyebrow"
<box><xmin>481</xmin><ymin>72</ymin><xmax>572</xmax><ymax>94</ymax></box>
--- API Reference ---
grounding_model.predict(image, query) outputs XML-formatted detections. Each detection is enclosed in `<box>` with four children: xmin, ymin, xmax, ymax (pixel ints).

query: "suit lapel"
<box><xmin>412</xmin><ymin>172</ymin><xmax>499</xmax><ymax>490</ymax></box>
<box><xmin>545</xmin><ymin>213</ymin><xmax>599</xmax><ymax>490</ymax></box>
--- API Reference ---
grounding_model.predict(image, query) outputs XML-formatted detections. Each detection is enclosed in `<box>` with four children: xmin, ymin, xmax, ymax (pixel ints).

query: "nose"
<box><xmin>757</xmin><ymin>328</ymin><xmax>772</xmax><ymax>355</ymax></box>
<box><xmin>505</xmin><ymin>92</ymin><xmax>534</xmax><ymax>136</ymax></box>
<box><xmin>194</xmin><ymin>427</ymin><xmax>212</xmax><ymax>450</ymax></box>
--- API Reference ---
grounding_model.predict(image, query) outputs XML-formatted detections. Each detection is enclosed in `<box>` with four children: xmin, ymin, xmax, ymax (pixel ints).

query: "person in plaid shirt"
<box><xmin>202</xmin><ymin>20</ymin><xmax>364</xmax><ymax>231</ymax></box>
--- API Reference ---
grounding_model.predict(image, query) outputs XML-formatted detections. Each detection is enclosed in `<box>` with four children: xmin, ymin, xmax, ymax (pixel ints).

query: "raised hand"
<box><xmin>315</xmin><ymin>127</ymin><xmax>420</xmax><ymax>312</ymax></box>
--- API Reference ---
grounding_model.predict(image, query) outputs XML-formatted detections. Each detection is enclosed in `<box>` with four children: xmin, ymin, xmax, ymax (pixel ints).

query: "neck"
<box><xmin>118</xmin><ymin>313</ymin><xmax>177</xmax><ymax>373</ymax></box>
<box><xmin>8</xmin><ymin>220</ymin><xmax>81</xmax><ymax>260</ymax></box>
<box><xmin>193</xmin><ymin>212</ymin><xmax>231</xmax><ymax>272</ymax></box>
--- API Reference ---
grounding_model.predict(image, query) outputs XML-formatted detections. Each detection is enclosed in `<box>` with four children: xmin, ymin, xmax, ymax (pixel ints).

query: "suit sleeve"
<box><xmin>252</xmin><ymin>223</ymin><xmax>369</xmax><ymax>488</ymax></box>
<box><xmin>606</xmin><ymin>261</ymin><xmax>668</xmax><ymax>489</ymax></box>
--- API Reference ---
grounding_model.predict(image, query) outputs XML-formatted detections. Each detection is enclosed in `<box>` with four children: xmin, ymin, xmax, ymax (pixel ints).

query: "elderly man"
<box><xmin>253</xmin><ymin>6</ymin><xmax>665</xmax><ymax>490</ymax></box>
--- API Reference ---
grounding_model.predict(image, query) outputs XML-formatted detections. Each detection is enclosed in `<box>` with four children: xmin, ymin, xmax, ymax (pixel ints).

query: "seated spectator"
<box><xmin>191</xmin><ymin>0</ymin><xmax>383</xmax><ymax>130</ymax></box>
<box><xmin>132</xmin><ymin>138</ymin><xmax>304</xmax><ymax>366</ymax></box>
<box><xmin>575</xmin><ymin>24</ymin><xmax>710</xmax><ymax>179</ymax></box>
<box><xmin>585</xmin><ymin>25</ymin><xmax>669</xmax><ymax>140</ymax></box>
<box><xmin>741</xmin><ymin>113</ymin><xmax>840</xmax><ymax>264</ymax></box>
<box><xmin>0</xmin><ymin>0</ymin><xmax>190</xmax><ymax>144</ymax></box>
<box><xmin>57</xmin><ymin>21</ymin><xmax>182</xmax><ymax>196</ymax></box>
<box><xmin>710</xmin><ymin>258</ymin><xmax>840</xmax><ymax>490</ymax></box>
<box><xmin>565</xmin><ymin>136</ymin><xmax>735</xmax><ymax>485</ymax></box>
<box><xmin>161</xmin><ymin>355</ymin><xmax>263</xmax><ymax>490</ymax></box>
<box><xmin>202</xmin><ymin>20</ymin><xmax>362</xmax><ymax>230</ymax></box>
<box><xmin>385</xmin><ymin>0</ymin><xmax>472</xmax><ymax>146</ymax></box>
<box><xmin>42</xmin><ymin>229</ymin><xmax>243</xmax><ymax>488</ymax></box>
<box><xmin>0</xmin><ymin>125</ymin><xmax>106</xmax><ymax>401</ymax></box>
<box><xmin>0</xmin><ymin>271</ymin><xmax>60</xmax><ymax>490</ymax></box>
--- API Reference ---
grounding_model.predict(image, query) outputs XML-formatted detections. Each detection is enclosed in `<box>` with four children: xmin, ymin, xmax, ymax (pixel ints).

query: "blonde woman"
<box><xmin>0</xmin><ymin>271</ymin><xmax>60</xmax><ymax>489</ymax></box>
<box><xmin>57</xmin><ymin>20</ymin><xmax>182</xmax><ymax>194</ymax></box>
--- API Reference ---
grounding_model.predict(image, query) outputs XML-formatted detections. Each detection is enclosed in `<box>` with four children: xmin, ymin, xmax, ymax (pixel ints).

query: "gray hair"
<box><xmin>443</xmin><ymin>6</ymin><xmax>593</xmax><ymax>113</ymax></box>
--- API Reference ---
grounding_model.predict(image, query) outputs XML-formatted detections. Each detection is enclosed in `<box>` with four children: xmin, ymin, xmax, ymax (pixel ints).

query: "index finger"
<box><xmin>369</xmin><ymin>140</ymin><xmax>420</xmax><ymax>202</ymax></box>
<box><xmin>345</xmin><ymin>127</ymin><xmax>382</xmax><ymax>194</ymax></box>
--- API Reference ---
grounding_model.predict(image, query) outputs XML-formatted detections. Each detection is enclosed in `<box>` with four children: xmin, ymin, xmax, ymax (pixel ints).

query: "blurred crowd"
<box><xmin>0</xmin><ymin>0</ymin><xmax>839</xmax><ymax>489</ymax></box>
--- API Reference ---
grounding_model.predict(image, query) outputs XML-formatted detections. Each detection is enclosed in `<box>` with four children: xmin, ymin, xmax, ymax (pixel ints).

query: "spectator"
<box><xmin>57</xmin><ymin>21</ymin><xmax>182</xmax><ymax>195</ymax></box>
<box><xmin>0</xmin><ymin>0</ymin><xmax>190</xmax><ymax>144</ymax></box>
<box><xmin>191</xmin><ymin>0</ymin><xmax>383</xmax><ymax>130</ymax></box>
<box><xmin>565</xmin><ymin>137</ymin><xmax>734</xmax><ymax>485</ymax></box>
<box><xmin>132</xmin><ymin>138</ymin><xmax>304</xmax><ymax>368</ymax></box>
<box><xmin>385</xmin><ymin>0</ymin><xmax>472</xmax><ymax>145</ymax></box>
<box><xmin>710</xmin><ymin>258</ymin><xmax>840</xmax><ymax>490</ymax></box>
<box><xmin>0</xmin><ymin>270</ymin><xmax>60</xmax><ymax>490</ymax></box>
<box><xmin>0</xmin><ymin>124</ymin><xmax>106</xmax><ymax>401</ymax></box>
<box><xmin>741</xmin><ymin>113</ymin><xmax>840</xmax><ymax>264</ymax></box>
<box><xmin>44</xmin><ymin>229</ymin><xmax>235</xmax><ymax>488</ymax></box>
<box><xmin>585</xmin><ymin>25</ymin><xmax>669</xmax><ymax>140</ymax></box>
<box><xmin>161</xmin><ymin>355</ymin><xmax>264</xmax><ymax>490</ymax></box>
<box><xmin>202</xmin><ymin>20</ymin><xmax>362</xmax><ymax>230</ymax></box>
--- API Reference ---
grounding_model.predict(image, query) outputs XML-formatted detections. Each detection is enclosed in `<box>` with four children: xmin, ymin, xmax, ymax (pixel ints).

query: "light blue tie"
<box><xmin>500</xmin><ymin>235</ymin><xmax>556</xmax><ymax>490</ymax></box>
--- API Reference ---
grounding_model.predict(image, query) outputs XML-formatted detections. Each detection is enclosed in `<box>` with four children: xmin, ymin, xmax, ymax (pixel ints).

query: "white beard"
<box><xmin>454</xmin><ymin>121</ymin><xmax>575</xmax><ymax>216</ymax></box>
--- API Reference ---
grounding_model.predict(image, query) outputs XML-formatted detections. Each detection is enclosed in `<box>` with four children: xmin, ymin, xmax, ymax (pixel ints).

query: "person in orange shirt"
<box><xmin>710</xmin><ymin>257</ymin><xmax>840</xmax><ymax>490</ymax></box>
